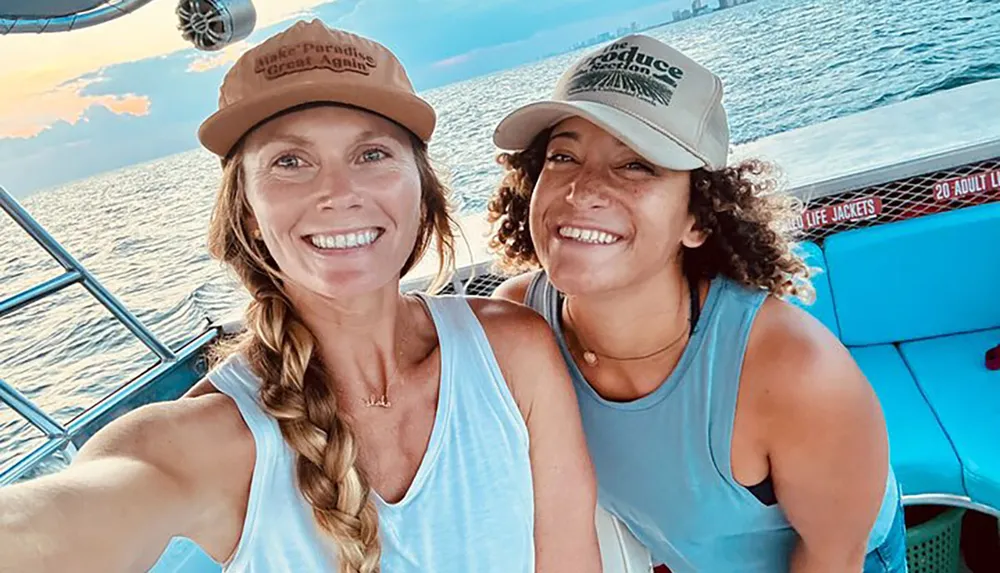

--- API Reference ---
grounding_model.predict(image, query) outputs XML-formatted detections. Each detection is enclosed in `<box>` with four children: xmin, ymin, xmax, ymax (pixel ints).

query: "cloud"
<box><xmin>0</xmin><ymin>0</ymin><xmax>334</xmax><ymax>138</ymax></box>
<box><xmin>186</xmin><ymin>41</ymin><xmax>255</xmax><ymax>73</ymax></box>
<box><xmin>431</xmin><ymin>53</ymin><xmax>474</xmax><ymax>69</ymax></box>
<box><xmin>0</xmin><ymin>49</ymin><xmax>222</xmax><ymax>196</ymax></box>
<box><xmin>0</xmin><ymin>76</ymin><xmax>150</xmax><ymax>139</ymax></box>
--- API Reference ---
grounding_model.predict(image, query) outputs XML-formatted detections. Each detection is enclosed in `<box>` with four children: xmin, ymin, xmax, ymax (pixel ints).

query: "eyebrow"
<box><xmin>255</xmin><ymin>131</ymin><xmax>306</xmax><ymax>147</ymax></box>
<box><xmin>348</xmin><ymin>129</ymin><xmax>394</xmax><ymax>145</ymax></box>
<box><xmin>257</xmin><ymin>128</ymin><xmax>404</xmax><ymax>161</ymax></box>
<box><xmin>549</xmin><ymin>130</ymin><xmax>580</xmax><ymax>143</ymax></box>
<box><xmin>549</xmin><ymin>128</ymin><xmax>629</xmax><ymax>149</ymax></box>
<box><xmin>268</xmin><ymin>129</ymin><xmax>394</xmax><ymax>146</ymax></box>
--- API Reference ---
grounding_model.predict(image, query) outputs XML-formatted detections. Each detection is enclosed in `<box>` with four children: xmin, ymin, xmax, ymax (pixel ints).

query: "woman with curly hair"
<box><xmin>0</xmin><ymin>21</ymin><xmax>602</xmax><ymax>573</ymax></box>
<box><xmin>489</xmin><ymin>34</ymin><xmax>906</xmax><ymax>573</ymax></box>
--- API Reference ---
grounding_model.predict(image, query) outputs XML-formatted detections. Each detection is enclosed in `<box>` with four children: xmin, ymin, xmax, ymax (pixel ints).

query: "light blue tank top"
<box><xmin>209</xmin><ymin>293</ymin><xmax>534</xmax><ymax>572</ymax></box>
<box><xmin>525</xmin><ymin>271</ymin><xmax>899</xmax><ymax>572</ymax></box>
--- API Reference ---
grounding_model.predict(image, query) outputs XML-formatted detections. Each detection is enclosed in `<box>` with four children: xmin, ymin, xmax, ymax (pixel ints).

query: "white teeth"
<box><xmin>309</xmin><ymin>229</ymin><xmax>380</xmax><ymax>250</ymax></box>
<box><xmin>558</xmin><ymin>226</ymin><xmax>619</xmax><ymax>245</ymax></box>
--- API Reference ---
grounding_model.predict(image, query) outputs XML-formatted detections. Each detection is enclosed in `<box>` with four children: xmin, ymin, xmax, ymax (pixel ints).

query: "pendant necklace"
<box><xmin>362</xmin><ymin>352</ymin><xmax>405</xmax><ymax>408</ymax></box>
<box><xmin>565</xmin><ymin>279</ymin><xmax>691</xmax><ymax>367</ymax></box>
<box><xmin>361</xmin><ymin>299</ymin><xmax>413</xmax><ymax>408</ymax></box>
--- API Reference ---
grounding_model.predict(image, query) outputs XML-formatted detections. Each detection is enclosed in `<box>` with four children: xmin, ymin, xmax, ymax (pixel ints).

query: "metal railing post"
<box><xmin>0</xmin><ymin>186</ymin><xmax>175</xmax><ymax>362</ymax></box>
<box><xmin>0</xmin><ymin>377</ymin><xmax>67</xmax><ymax>439</ymax></box>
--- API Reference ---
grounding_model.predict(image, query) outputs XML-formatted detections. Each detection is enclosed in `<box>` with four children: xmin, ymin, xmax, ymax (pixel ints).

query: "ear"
<box><xmin>245</xmin><ymin>213</ymin><xmax>262</xmax><ymax>241</ymax></box>
<box><xmin>680</xmin><ymin>213</ymin><xmax>708</xmax><ymax>249</ymax></box>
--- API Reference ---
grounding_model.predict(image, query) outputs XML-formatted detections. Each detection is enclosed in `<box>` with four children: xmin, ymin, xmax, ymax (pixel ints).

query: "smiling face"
<box><xmin>240</xmin><ymin>105</ymin><xmax>424</xmax><ymax>300</ymax></box>
<box><xmin>528</xmin><ymin>117</ymin><xmax>706</xmax><ymax>296</ymax></box>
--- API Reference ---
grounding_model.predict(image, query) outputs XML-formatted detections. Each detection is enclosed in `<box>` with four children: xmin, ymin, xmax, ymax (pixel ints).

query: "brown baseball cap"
<box><xmin>198</xmin><ymin>19</ymin><xmax>435</xmax><ymax>157</ymax></box>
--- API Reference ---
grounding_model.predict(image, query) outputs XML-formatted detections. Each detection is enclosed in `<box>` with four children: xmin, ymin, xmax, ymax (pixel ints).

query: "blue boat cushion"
<box><xmin>899</xmin><ymin>328</ymin><xmax>1000</xmax><ymax>512</ymax></box>
<box><xmin>790</xmin><ymin>241</ymin><xmax>840</xmax><ymax>338</ymax></box>
<box><xmin>823</xmin><ymin>202</ymin><xmax>1000</xmax><ymax>346</ymax></box>
<box><xmin>849</xmin><ymin>345</ymin><xmax>964</xmax><ymax>498</ymax></box>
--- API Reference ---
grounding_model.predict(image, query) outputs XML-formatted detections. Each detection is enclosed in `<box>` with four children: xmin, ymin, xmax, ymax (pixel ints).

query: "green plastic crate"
<box><xmin>905</xmin><ymin>507</ymin><xmax>966</xmax><ymax>573</ymax></box>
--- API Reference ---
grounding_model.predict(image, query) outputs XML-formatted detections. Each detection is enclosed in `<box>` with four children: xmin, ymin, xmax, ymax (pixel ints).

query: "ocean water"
<box><xmin>2</xmin><ymin>0</ymin><xmax>999</xmax><ymax>469</ymax></box>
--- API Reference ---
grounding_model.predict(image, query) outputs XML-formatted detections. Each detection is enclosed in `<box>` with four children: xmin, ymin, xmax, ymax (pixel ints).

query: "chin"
<box><xmin>544</xmin><ymin>258</ymin><xmax>629</xmax><ymax>297</ymax></box>
<box><xmin>300</xmin><ymin>266</ymin><xmax>401</xmax><ymax>300</ymax></box>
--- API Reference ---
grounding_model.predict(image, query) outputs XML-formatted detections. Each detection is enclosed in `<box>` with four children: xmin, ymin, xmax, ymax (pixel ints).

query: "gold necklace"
<box><xmin>362</xmin><ymin>363</ymin><xmax>398</xmax><ymax>407</ymax></box>
<box><xmin>363</xmin><ymin>392</ymin><xmax>395</xmax><ymax>408</ymax></box>
<box><xmin>565</xmin><ymin>280</ymin><xmax>690</xmax><ymax>367</ymax></box>
<box><xmin>361</xmin><ymin>297</ymin><xmax>415</xmax><ymax>408</ymax></box>
<box><xmin>362</xmin><ymin>349</ymin><xmax>408</xmax><ymax>408</ymax></box>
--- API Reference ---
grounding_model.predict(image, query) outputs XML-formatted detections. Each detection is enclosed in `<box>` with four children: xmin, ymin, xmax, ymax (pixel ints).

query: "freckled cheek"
<box><xmin>364</xmin><ymin>170</ymin><xmax>423</xmax><ymax>221</ymax></box>
<box><xmin>531</xmin><ymin>173</ymin><xmax>566</xmax><ymax>211</ymax></box>
<box><xmin>249</xmin><ymin>191</ymin><xmax>307</xmax><ymax>236</ymax></box>
<box><xmin>533</xmin><ymin>169</ymin><xmax>570</xmax><ymax>199</ymax></box>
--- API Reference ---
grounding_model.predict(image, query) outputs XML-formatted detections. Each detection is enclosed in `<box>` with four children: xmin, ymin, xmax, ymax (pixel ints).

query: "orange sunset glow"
<box><xmin>0</xmin><ymin>0</ymin><xmax>332</xmax><ymax>139</ymax></box>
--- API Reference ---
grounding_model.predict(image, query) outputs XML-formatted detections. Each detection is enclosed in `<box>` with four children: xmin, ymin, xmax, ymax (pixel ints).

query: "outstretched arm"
<box><xmin>473</xmin><ymin>298</ymin><xmax>603</xmax><ymax>573</ymax></box>
<box><xmin>0</xmin><ymin>392</ymin><xmax>252</xmax><ymax>573</ymax></box>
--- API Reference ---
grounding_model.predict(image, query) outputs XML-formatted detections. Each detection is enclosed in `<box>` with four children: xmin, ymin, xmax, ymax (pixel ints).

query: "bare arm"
<box><xmin>491</xmin><ymin>272</ymin><xmax>535</xmax><ymax>303</ymax></box>
<box><xmin>472</xmin><ymin>297</ymin><xmax>603</xmax><ymax>573</ymax></box>
<box><xmin>749</xmin><ymin>301</ymin><xmax>890</xmax><ymax>572</ymax></box>
<box><xmin>0</xmin><ymin>393</ymin><xmax>253</xmax><ymax>573</ymax></box>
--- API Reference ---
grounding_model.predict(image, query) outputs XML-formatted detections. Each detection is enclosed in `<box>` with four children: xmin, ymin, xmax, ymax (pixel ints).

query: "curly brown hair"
<box><xmin>486</xmin><ymin>128</ymin><xmax>814</xmax><ymax>302</ymax></box>
<box><xmin>207</xmin><ymin>128</ymin><xmax>456</xmax><ymax>573</ymax></box>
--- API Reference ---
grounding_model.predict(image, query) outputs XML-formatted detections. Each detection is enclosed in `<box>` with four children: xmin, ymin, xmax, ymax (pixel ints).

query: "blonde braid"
<box><xmin>244</xmin><ymin>277</ymin><xmax>381</xmax><ymax>573</ymax></box>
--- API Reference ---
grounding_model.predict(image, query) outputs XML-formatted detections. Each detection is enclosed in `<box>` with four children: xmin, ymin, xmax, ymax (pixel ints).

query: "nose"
<box><xmin>564</xmin><ymin>165</ymin><xmax>611</xmax><ymax>210</ymax></box>
<box><xmin>314</xmin><ymin>166</ymin><xmax>363</xmax><ymax>211</ymax></box>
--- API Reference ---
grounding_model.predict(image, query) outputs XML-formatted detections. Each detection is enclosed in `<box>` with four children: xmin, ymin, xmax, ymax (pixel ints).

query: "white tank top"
<box><xmin>208</xmin><ymin>294</ymin><xmax>534</xmax><ymax>572</ymax></box>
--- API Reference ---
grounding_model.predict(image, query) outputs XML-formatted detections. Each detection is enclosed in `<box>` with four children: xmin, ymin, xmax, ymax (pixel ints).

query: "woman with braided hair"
<box><xmin>489</xmin><ymin>35</ymin><xmax>907</xmax><ymax>572</ymax></box>
<box><xmin>0</xmin><ymin>21</ymin><xmax>601</xmax><ymax>573</ymax></box>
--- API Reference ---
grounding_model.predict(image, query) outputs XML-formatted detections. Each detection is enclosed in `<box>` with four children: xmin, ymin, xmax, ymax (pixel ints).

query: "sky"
<box><xmin>0</xmin><ymin>0</ymin><xmax>694</xmax><ymax>197</ymax></box>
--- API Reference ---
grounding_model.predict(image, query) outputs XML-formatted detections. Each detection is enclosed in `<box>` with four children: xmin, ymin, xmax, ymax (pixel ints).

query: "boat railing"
<box><xmin>0</xmin><ymin>1</ymin><xmax>158</xmax><ymax>35</ymax></box>
<box><xmin>0</xmin><ymin>185</ymin><xmax>179</xmax><ymax>486</ymax></box>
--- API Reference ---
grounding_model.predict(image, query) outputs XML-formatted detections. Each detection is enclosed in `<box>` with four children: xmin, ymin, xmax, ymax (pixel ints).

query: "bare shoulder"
<box><xmin>467</xmin><ymin>295</ymin><xmax>550</xmax><ymax>336</ymax></box>
<box><xmin>491</xmin><ymin>271</ymin><xmax>539</xmax><ymax>303</ymax></box>
<box><xmin>466</xmin><ymin>296</ymin><xmax>560</xmax><ymax>365</ymax></box>
<box><xmin>742</xmin><ymin>296</ymin><xmax>881</xmax><ymax>432</ymax></box>
<box><xmin>465</xmin><ymin>296</ymin><xmax>568</xmax><ymax>420</ymax></box>
<box><xmin>77</xmin><ymin>389</ymin><xmax>254</xmax><ymax>488</ymax></box>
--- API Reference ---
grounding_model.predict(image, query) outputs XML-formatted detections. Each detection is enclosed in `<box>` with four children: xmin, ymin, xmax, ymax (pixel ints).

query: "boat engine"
<box><xmin>176</xmin><ymin>0</ymin><xmax>256</xmax><ymax>51</ymax></box>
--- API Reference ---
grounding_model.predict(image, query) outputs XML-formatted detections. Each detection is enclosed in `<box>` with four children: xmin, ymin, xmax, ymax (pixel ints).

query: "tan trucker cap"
<box><xmin>494</xmin><ymin>34</ymin><xmax>730</xmax><ymax>170</ymax></box>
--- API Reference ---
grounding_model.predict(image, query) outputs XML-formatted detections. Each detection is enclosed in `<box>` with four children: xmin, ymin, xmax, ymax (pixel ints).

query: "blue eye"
<box><xmin>274</xmin><ymin>154</ymin><xmax>304</xmax><ymax>169</ymax></box>
<box><xmin>360</xmin><ymin>148</ymin><xmax>388</xmax><ymax>163</ymax></box>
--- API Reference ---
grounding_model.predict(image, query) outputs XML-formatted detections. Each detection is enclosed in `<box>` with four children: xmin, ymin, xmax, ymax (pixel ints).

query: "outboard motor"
<box><xmin>176</xmin><ymin>0</ymin><xmax>256</xmax><ymax>51</ymax></box>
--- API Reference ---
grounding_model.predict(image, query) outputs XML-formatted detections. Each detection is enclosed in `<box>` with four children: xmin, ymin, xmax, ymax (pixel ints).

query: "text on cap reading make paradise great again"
<box><xmin>254</xmin><ymin>42</ymin><xmax>378</xmax><ymax>80</ymax></box>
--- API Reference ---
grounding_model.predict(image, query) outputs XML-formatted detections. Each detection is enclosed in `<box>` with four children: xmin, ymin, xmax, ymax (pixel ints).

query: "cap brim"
<box><xmin>493</xmin><ymin>100</ymin><xmax>706</xmax><ymax>171</ymax></box>
<box><xmin>199</xmin><ymin>80</ymin><xmax>436</xmax><ymax>157</ymax></box>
